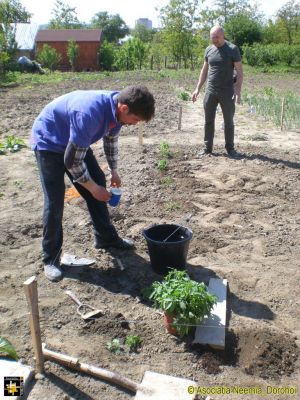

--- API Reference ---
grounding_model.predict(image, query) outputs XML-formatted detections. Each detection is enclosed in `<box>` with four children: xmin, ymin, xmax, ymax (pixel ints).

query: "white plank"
<box><xmin>193</xmin><ymin>278</ymin><xmax>227</xmax><ymax>349</ymax></box>
<box><xmin>135</xmin><ymin>371</ymin><xmax>196</xmax><ymax>400</ymax></box>
<box><xmin>0</xmin><ymin>359</ymin><xmax>33</xmax><ymax>399</ymax></box>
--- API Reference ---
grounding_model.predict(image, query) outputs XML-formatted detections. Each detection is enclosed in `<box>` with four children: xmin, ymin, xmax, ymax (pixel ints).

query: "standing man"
<box><xmin>192</xmin><ymin>25</ymin><xmax>243</xmax><ymax>156</ymax></box>
<box><xmin>32</xmin><ymin>85</ymin><xmax>155</xmax><ymax>282</ymax></box>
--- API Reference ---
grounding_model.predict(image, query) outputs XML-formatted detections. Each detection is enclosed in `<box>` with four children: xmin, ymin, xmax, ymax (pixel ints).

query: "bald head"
<box><xmin>210</xmin><ymin>25</ymin><xmax>225</xmax><ymax>47</ymax></box>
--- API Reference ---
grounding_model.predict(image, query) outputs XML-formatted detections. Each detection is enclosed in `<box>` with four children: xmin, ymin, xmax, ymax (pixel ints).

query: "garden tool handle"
<box><xmin>65</xmin><ymin>290</ymin><xmax>83</xmax><ymax>307</ymax></box>
<box><xmin>163</xmin><ymin>213</ymin><xmax>193</xmax><ymax>243</ymax></box>
<box><xmin>163</xmin><ymin>226</ymin><xmax>181</xmax><ymax>242</ymax></box>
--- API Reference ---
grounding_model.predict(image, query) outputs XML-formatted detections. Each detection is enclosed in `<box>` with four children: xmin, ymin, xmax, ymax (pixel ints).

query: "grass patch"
<box><xmin>241</xmin><ymin>133</ymin><xmax>268</xmax><ymax>141</ymax></box>
<box><xmin>165</xmin><ymin>201</ymin><xmax>180</xmax><ymax>211</ymax></box>
<box><xmin>161</xmin><ymin>176</ymin><xmax>174</xmax><ymax>185</ymax></box>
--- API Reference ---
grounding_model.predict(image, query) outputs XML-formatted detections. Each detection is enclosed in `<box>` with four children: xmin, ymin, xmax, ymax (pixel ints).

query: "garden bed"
<box><xmin>0</xmin><ymin>72</ymin><xmax>299</xmax><ymax>399</ymax></box>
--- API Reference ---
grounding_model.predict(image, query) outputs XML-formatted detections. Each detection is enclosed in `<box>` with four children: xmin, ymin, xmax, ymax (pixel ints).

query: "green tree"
<box><xmin>276</xmin><ymin>0</ymin><xmax>300</xmax><ymax>45</ymax></box>
<box><xmin>67</xmin><ymin>39</ymin><xmax>79</xmax><ymax>71</ymax></box>
<box><xmin>131</xmin><ymin>24</ymin><xmax>155</xmax><ymax>43</ymax></box>
<box><xmin>37</xmin><ymin>44</ymin><xmax>61</xmax><ymax>71</ymax></box>
<box><xmin>159</xmin><ymin>0</ymin><xmax>199</xmax><ymax>67</ymax></box>
<box><xmin>132</xmin><ymin>37</ymin><xmax>148</xmax><ymax>69</ymax></box>
<box><xmin>114</xmin><ymin>40</ymin><xmax>134</xmax><ymax>70</ymax></box>
<box><xmin>261</xmin><ymin>19</ymin><xmax>284</xmax><ymax>44</ymax></box>
<box><xmin>0</xmin><ymin>0</ymin><xmax>31</xmax><ymax>72</ymax></box>
<box><xmin>48</xmin><ymin>0</ymin><xmax>83</xmax><ymax>29</ymax></box>
<box><xmin>98</xmin><ymin>39</ymin><xmax>115</xmax><ymax>70</ymax></box>
<box><xmin>198</xmin><ymin>0</ymin><xmax>263</xmax><ymax>28</ymax></box>
<box><xmin>90</xmin><ymin>12</ymin><xmax>129</xmax><ymax>43</ymax></box>
<box><xmin>224</xmin><ymin>12</ymin><xmax>262</xmax><ymax>48</ymax></box>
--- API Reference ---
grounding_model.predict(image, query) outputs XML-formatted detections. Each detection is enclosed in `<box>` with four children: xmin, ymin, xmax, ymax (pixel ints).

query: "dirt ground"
<box><xmin>0</xmin><ymin>71</ymin><xmax>300</xmax><ymax>400</ymax></box>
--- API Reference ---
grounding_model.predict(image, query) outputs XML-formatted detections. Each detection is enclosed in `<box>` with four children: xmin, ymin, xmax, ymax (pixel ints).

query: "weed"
<box><xmin>0</xmin><ymin>135</ymin><xmax>25</xmax><ymax>154</ymax></box>
<box><xmin>125</xmin><ymin>335</ymin><xmax>143</xmax><ymax>352</ymax></box>
<box><xmin>13</xmin><ymin>180</ymin><xmax>23</xmax><ymax>189</ymax></box>
<box><xmin>241</xmin><ymin>133</ymin><xmax>268</xmax><ymax>141</ymax></box>
<box><xmin>159</xmin><ymin>142</ymin><xmax>172</xmax><ymax>158</ymax></box>
<box><xmin>106</xmin><ymin>339</ymin><xmax>122</xmax><ymax>354</ymax></box>
<box><xmin>161</xmin><ymin>176</ymin><xmax>173</xmax><ymax>185</ymax></box>
<box><xmin>178</xmin><ymin>91</ymin><xmax>191</xmax><ymax>101</ymax></box>
<box><xmin>165</xmin><ymin>201</ymin><xmax>180</xmax><ymax>211</ymax></box>
<box><xmin>157</xmin><ymin>159</ymin><xmax>168</xmax><ymax>171</ymax></box>
<box><xmin>0</xmin><ymin>192</ymin><xmax>4</xmax><ymax>198</ymax></box>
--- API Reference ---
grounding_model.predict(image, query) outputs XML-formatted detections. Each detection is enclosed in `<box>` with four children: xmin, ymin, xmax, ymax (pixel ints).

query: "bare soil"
<box><xmin>0</xmin><ymin>71</ymin><xmax>300</xmax><ymax>400</ymax></box>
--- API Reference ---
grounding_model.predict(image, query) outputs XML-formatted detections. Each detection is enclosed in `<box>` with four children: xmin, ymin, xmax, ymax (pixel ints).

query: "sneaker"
<box><xmin>44</xmin><ymin>264</ymin><xmax>63</xmax><ymax>282</ymax></box>
<box><xmin>227</xmin><ymin>149</ymin><xmax>239</xmax><ymax>158</ymax></box>
<box><xmin>95</xmin><ymin>237</ymin><xmax>134</xmax><ymax>250</ymax></box>
<box><xmin>197</xmin><ymin>148</ymin><xmax>212</xmax><ymax>157</ymax></box>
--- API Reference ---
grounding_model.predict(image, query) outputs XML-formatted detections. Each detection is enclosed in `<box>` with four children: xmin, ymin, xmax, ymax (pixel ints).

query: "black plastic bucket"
<box><xmin>143</xmin><ymin>224</ymin><xmax>193</xmax><ymax>275</ymax></box>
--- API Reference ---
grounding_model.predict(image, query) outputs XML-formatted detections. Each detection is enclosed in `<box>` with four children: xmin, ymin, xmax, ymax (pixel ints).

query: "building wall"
<box><xmin>135</xmin><ymin>18</ymin><xmax>152</xmax><ymax>29</ymax></box>
<box><xmin>36</xmin><ymin>41</ymin><xmax>100</xmax><ymax>71</ymax></box>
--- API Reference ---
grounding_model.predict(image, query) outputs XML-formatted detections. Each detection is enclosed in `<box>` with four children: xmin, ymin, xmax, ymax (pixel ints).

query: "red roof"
<box><xmin>35</xmin><ymin>29</ymin><xmax>102</xmax><ymax>42</ymax></box>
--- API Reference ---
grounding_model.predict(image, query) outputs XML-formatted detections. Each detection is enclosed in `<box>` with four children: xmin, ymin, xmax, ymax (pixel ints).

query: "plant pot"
<box><xmin>163</xmin><ymin>312</ymin><xmax>178</xmax><ymax>336</ymax></box>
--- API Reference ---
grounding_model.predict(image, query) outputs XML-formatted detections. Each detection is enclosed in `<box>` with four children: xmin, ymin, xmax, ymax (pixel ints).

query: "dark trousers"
<box><xmin>203</xmin><ymin>89</ymin><xmax>235</xmax><ymax>152</ymax></box>
<box><xmin>35</xmin><ymin>149</ymin><xmax>118</xmax><ymax>265</ymax></box>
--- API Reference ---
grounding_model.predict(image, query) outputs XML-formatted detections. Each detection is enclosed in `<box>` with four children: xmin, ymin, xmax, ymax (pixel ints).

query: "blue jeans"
<box><xmin>35</xmin><ymin>149</ymin><xmax>118</xmax><ymax>265</ymax></box>
<box><xmin>203</xmin><ymin>89</ymin><xmax>235</xmax><ymax>152</ymax></box>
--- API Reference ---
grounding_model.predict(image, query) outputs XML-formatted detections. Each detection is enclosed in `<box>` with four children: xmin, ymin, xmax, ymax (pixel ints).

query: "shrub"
<box><xmin>37</xmin><ymin>44</ymin><xmax>62</xmax><ymax>71</ymax></box>
<box><xmin>67</xmin><ymin>39</ymin><xmax>79</xmax><ymax>72</ymax></box>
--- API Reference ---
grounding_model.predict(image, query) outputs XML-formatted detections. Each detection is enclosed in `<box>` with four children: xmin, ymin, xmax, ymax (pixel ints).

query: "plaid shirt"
<box><xmin>68</xmin><ymin>133</ymin><xmax>119</xmax><ymax>183</ymax></box>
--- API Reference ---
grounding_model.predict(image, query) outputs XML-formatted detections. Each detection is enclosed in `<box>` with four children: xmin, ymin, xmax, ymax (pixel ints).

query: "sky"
<box><xmin>21</xmin><ymin>0</ymin><xmax>289</xmax><ymax>29</ymax></box>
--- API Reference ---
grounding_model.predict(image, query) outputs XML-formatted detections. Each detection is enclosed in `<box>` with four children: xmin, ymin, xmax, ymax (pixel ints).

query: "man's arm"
<box><xmin>64</xmin><ymin>142</ymin><xmax>111</xmax><ymax>201</ymax></box>
<box><xmin>103</xmin><ymin>133</ymin><xmax>122</xmax><ymax>187</ymax></box>
<box><xmin>192</xmin><ymin>61</ymin><xmax>209</xmax><ymax>102</ymax></box>
<box><xmin>233</xmin><ymin>61</ymin><xmax>243</xmax><ymax>104</ymax></box>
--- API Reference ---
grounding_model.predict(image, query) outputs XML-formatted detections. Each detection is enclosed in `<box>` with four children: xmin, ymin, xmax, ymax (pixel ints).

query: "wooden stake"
<box><xmin>178</xmin><ymin>106</ymin><xmax>182</xmax><ymax>130</ymax></box>
<box><xmin>42</xmin><ymin>344</ymin><xmax>139</xmax><ymax>393</ymax></box>
<box><xmin>138</xmin><ymin>122</ymin><xmax>144</xmax><ymax>145</ymax></box>
<box><xmin>24</xmin><ymin>276</ymin><xmax>44</xmax><ymax>374</ymax></box>
<box><xmin>280</xmin><ymin>97</ymin><xmax>285</xmax><ymax>131</ymax></box>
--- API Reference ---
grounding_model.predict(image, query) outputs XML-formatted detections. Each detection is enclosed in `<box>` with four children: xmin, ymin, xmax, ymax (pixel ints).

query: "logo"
<box><xmin>4</xmin><ymin>377</ymin><xmax>24</xmax><ymax>397</ymax></box>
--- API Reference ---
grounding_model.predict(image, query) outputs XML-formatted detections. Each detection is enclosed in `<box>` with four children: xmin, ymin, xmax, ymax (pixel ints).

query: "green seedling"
<box><xmin>159</xmin><ymin>142</ymin><xmax>172</xmax><ymax>158</ymax></box>
<box><xmin>125</xmin><ymin>335</ymin><xmax>143</xmax><ymax>352</ymax></box>
<box><xmin>157</xmin><ymin>159</ymin><xmax>168</xmax><ymax>171</ymax></box>
<box><xmin>0</xmin><ymin>192</ymin><xmax>4</xmax><ymax>198</ymax></box>
<box><xmin>0</xmin><ymin>337</ymin><xmax>18</xmax><ymax>360</ymax></box>
<box><xmin>178</xmin><ymin>91</ymin><xmax>191</xmax><ymax>101</ymax></box>
<box><xmin>0</xmin><ymin>142</ymin><xmax>6</xmax><ymax>155</ymax></box>
<box><xmin>13</xmin><ymin>180</ymin><xmax>23</xmax><ymax>189</ymax></box>
<box><xmin>161</xmin><ymin>176</ymin><xmax>173</xmax><ymax>185</ymax></box>
<box><xmin>165</xmin><ymin>201</ymin><xmax>180</xmax><ymax>211</ymax></box>
<box><xmin>106</xmin><ymin>338</ymin><xmax>122</xmax><ymax>354</ymax></box>
<box><xmin>149</xmin><ymin>269</ymin><xmax>217</xmax><ymax>337</ymax></box>
<box><xmin>1</xmin><ymin>135</ymin><xmax>25</xmax><ymax>153</ymax></box>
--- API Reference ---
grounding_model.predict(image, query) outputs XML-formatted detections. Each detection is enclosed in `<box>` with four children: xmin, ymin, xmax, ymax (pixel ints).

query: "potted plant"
<box><xmin>149</xmin><ymin>269</ymin><xmax>217</xmax><ymax>337</ymax></box>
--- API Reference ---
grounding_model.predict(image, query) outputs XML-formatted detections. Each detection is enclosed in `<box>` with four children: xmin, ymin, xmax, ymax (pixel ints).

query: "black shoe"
<box><xmin>95</xmin><ymin>237</ymin><xmax>134</xmax><ymax>250</ymax></box>
<box><xmin>227</xmin><ymin>149</ymin><xmax>239</xmax><ymax>158</ymax></box>
<box><xmin>197</xmin><ymin>148</ymin><xmax>212</xmax><ymax>157</ymax></box>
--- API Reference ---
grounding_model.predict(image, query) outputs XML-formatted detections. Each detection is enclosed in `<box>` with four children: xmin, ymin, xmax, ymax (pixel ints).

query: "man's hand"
<box><xmin>90</xmin><ymin>185</ymin><xmax>111</xmax><ymax>202</ymax></box>
<box><xmin>80</xmin><ymin>180</ymin><xmax>111</xmax><ymax>201</ymax></box>
<box><xmin>192</xmin><ymin>89</ymin><xmax>200</xmax><ymax>103</ymax></box>
<box><xmin>233</xmin><ymin>86</ymin><xmax>241</xmax><ymax>104</ymax></box>
<box><xmin>110</xmin><ymin>170</ymin><xmax>121</xmax><ymax>188</ymax></box>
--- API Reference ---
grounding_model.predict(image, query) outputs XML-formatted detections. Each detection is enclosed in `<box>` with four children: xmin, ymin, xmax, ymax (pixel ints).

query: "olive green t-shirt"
<box><xmin>204</xmin><ymin>40</ymin><xmax>241</xmax><ymax>92</ymax></box>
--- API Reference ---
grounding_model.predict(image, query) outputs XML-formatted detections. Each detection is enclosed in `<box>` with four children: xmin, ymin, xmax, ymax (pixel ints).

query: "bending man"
<box><xmin>32</xmin><ymin>85</ymin><xmax>155</xmax><ymax>282</ymax></box>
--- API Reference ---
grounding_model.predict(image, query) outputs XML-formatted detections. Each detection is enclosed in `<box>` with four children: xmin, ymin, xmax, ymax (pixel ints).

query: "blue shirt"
<box><xmin>31</xmin><ymin>90</ymin><xmax>122</xmax><ymax>153</ymax></box>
